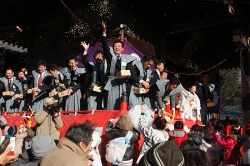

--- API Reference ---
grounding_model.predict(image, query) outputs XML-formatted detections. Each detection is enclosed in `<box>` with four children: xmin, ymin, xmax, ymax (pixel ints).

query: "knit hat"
<box><xmin>139</xmin><ymin>140</ymin><xmax>184</xmax><ymax>166</ymax></box>
<box><xmin>7</xmin><ymin>125</ymin><xmax>18</xmax><ymax>136</ymax></box>
<box><xmin>115</xmin><ymin>113</ymin><xmax>133</xmax><ymax>130</ymax></box>
<box><xmin>31</xmin><ymin>134</ymin><xmax>56</xmax><ymax>158</ymax></box>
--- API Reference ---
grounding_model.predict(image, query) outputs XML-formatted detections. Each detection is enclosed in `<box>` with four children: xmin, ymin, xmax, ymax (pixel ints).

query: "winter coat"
<box><xmin>215</xmin><ymin>134</ymin><xmax>245</xmax><ymax>165</ymax></box>
<box><xmin>40</xmin><ymin>137</ymin><xmax>88</xmax><ymax>166</ymax></box>
<box><xmin>188</xmin><ymin>132</ymin><xmax>203</xmax><ymax>146</ymax></box>
<box><xmin>35</xmin><ymin>110</ymin><xmax>63</xmax><ymax>140</ymax></box>
<box><xmin>168</xmin><ymin>130</ymin><xmax>187</xmax><ymax>146</ymax></box>
<box><xmin>105</xmin><ymin>121</ymin><xmax>139</xmax><ymax>161</ymax></box>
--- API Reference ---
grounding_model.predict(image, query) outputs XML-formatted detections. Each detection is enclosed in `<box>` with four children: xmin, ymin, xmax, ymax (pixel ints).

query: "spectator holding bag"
<box><xmin>105</xmin><ymin>113</ymin><xmax>139</xmax><ymax>166</ymax></box>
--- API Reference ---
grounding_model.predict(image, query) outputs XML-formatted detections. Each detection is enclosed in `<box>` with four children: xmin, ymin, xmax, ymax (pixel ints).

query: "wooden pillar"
<box><xmin>241</xmin><ymin>48</ymin><xmax>250</xmax><ymax>151</ymax></box>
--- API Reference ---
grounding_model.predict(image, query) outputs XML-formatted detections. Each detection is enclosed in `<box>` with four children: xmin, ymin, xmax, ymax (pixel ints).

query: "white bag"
<box><xmin>129</xmin><ymin>105</ymin><xmax>154</xmax><ymax>132</ymax></box>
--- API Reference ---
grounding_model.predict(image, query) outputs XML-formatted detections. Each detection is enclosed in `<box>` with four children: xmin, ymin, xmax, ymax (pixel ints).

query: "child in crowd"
<box><xmin>106</xmin><ymin>113</ymin><xmax>139</xmax><ymax>166</ymax></box>
<box><xmin>168</xmin><ymin>121</ymin><xmax>187</xmax><ymax>146</ymax></box>
<box><xmin>187</xmin><ymin>124</ymin><xmax>203</xmax><ymax>147</ymax></box>
<box><xmin>215</xmin><ymin>124</ymin><xmax>246</xmax><ymax>166</ymax></box>
<box><xmin>137</xmin><ymin>105</ymin><xmax>169</xmax><ymax>164</ymax></box>
<box><xmin>208</xmin><ymin>118</ymin><xmax>225</xmax><ymax>166</ymax></box>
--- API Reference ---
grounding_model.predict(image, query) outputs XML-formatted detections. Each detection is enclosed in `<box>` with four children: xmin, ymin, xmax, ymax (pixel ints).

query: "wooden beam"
<box><xmin>165</xmin><ymin>14</ymin><xmax>241</xmax><ymax>35</ymax></box>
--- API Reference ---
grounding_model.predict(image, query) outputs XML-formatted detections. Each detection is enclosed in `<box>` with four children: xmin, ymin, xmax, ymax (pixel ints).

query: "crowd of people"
<box><xmin>0</xmin><ymin>109</ymin><xmax>248</xmax><ymax>166</ymax></box>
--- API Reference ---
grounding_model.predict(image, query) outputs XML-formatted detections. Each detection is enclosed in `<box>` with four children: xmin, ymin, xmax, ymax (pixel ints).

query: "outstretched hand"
<box><xmin>0</xmin><ymin>147</ymin><xmax>18</xmax><ymax>165</ymax></box>
<box><xmin>80</xmin><ymin>41</ymin><xmax>90</xmax><ymax>51</ymax></box>
<box><xmin>102</xmin><ymin>20</ymin><xmax>106</xmax><ymax>34</ymax></box>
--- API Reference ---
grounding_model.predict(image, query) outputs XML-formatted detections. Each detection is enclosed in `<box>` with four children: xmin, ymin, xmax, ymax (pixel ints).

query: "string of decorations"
<box><xmin>168</xmin><ymin>58</ymin><xmax>227</xmax><ymax>76</ymax></box>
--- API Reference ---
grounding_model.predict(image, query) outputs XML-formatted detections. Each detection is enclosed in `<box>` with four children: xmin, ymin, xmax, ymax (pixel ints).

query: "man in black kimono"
<box><xmin>81</xmin><ymin>41</ymin><xmax>106</xmax><ymax>110</ymax></box>
<box><xmin>196</xmin><ymin>72</ymin><xmax>214</xmax><ymax>125</ymax></box>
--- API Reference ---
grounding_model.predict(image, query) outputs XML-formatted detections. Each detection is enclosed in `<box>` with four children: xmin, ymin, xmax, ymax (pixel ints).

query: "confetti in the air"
<box><xmin>65</xmin><ymin>20</ymin><xmax>90</xmax><ymax>38</ymax></box>
<box><xmin>88</xmin><ymin>0</ymin><xmax>114</xmax><ymax>19</ymax></box>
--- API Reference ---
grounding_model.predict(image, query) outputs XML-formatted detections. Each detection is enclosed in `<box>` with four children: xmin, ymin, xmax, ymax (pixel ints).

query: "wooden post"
<box><xmin>120</xmin><ymin>29</ymin><xmax>125</xmax><ymax>41</ymax></box>
<box><xmin>241</xmin><ymin>48</ymin><xmax>250</xmax><ymax>151</ymax></box>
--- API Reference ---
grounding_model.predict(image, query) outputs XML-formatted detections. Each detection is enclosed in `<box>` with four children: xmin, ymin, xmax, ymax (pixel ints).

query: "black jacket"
<box><xmin>105</xmin><ymin>121</ymin><xmax>139</xmax><ymax>161</ymax></box>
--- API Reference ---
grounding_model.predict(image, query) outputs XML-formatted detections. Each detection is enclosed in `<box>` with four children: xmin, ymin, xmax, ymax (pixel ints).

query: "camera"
<box><xmin>47</xmin><ymin>104</ymin><xmax>59</xmax><ymax>114</ymax></box>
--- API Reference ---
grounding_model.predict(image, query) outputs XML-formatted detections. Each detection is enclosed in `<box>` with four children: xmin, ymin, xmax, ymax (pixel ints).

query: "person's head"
<box><xmin>189</xmin><ymin>84</ymin><xmax>197</xmax><ymax>93</ymax></box>
<box><xmin>68</xmin><ymin>55</ymin><xmax>78</xmax><ymax>70</ymax></box>
<box><xmin>93</xmin><ymin>50</ymin><xmax>104</xmax><ymax>64</ymax></box>
<box><xmin>168</xmin><ymin>77</ymin><xmax>181</xmax><ymax>90</ymax></box>
<box><xmin>214</xmin><ymin>120</ymin><xmax>223</xmax><ymax>131</ymax></box>
<box><xmin>183</xmin><ymin>148</ymin><xmax>212</xmax><ymax>166</ymax></box>
<box><xmin>142</xmin><ymin>54</ymin><xmax>155</xmax><ymax>69</ymax></box>
<box><xmin>155</xmin><ymin>60</ymin><xmax>164</xmax><ymax>72</ymax></box>
<box><xmin>139</xmin><ymin>140</ymin><xmax>184</xmax><ymax>166</ymax></box>
<box><xmin>160</xmin><ymin>69</ymin><xmax>168</xmax><ymax>79</ymax></box>
<box><xmin>113</xmin><ymin>40</ymin><xmax>124</xmax><ymax>55</ymax></box>
<box><xmin>201</xmin><ymin>72</ymin><xmax>210</xmax><ymax>83</ymax></box>
<box><xmin>31</xmin><ymin>134</ymin><xmax>56</xmax><ymax>158</ymax></box>
<box><xmin>115</xmin><ymin>113</ymin><xmax>133</xmax><ymax>130</ymax></box>
<box><xmin>231</xmin><ymin>124</ymin><xmax>241</xmax><ymax>135</ymax></box>
<box><xmin>174</xmin><ymin>121</ymin><xmax>184</xmax><ymax>130</ymax></box>
<box><xmin>189</xmin><ymin>124</ymin><xmax>199</xmax><ymax>133</ymax></box>
<box><xmin>152</xmin><ymin>117</ymin><xmax>167</xmax><ymax>130</ymax></box>
<box><xmin>37</xmin><ymin>60</ymin><xmax>46</xmax><ymax>73</ymax></box>
<box><xmin>6</xmin><ymin>68</ymin><xmax>14</xmax><ymax>79</ymax></box>
<box><xmin>49</xmin><ymin>63</ymin><xmax>59</xmax><ymax>78</ymax></box>
<box><xmin>180</xmin><ymin>140</ymin><xmax>197</xmax><ymax>153</ymax></box>
<box><xmin>17</xmin><ymin>69</ymin><xmax>25</xmax><ymax>80</ymax></box>
<box><xmin>208</xmin><ymin>118</ymin><xmax>217</xmax><ymax>131</ymax></box>
<box><xmin>65</xmin><ymin>121</ymin><xmax>95</xmax><ymax>154</ymax></box>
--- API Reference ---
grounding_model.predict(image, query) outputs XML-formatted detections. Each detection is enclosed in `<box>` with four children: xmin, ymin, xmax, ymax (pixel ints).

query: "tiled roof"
<box><xmin>220</xmin><ymin>105</ymin><xmax>242</xmax><ymax>119</ymax></box>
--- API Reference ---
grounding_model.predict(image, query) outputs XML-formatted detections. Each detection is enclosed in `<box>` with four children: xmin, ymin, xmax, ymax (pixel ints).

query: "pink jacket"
<box><xmin>215</xmin><ymin>135</ymin><xmax>244</xmax><ymax>165</ymax></box>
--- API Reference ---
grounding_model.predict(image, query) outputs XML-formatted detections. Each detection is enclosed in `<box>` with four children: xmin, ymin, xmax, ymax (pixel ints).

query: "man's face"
<box><xmin>49</xmin><ymin>70</ymin><xmax>58</xmax><ymax>78</ymax></box>
<box><xmin>79</xmin><ymin>139</ymin><xmax>93</xmax><ymax>155</ymax></box>
<box><xmin>6</xmin><ymin>70</ymin><xmax>14</xmax><ymax>79</ymax></box>
<box><xmin>38</xmin><ymin>65</ymin><xmax>46</xmax><ymax>73</ymax></box>
<box><xmin>95</xmin><ymin>53</ymin><xmax>104</xmax><ymax>64</ymax></box>
<box><xmin>157</xmin><ymin>63</ymin><xmax>164</xmax><ymax>72</ymax></box>
<box><xmin>18</xmin><ymin>72</ymin><xmax>25</xmax><ymax>79</ymax></box>
<box><xmin>160</xmin><ymin>72</ymin><xmax>168</xmax><ymax>80</ymax></box>
<box><xmin>202</xmin><ymin>74</ymin><xmax>210</xmax><ymax>83</ymax></box>
<box><xmin>168</xmin><ymin>83</ymin><xmax>178</xmax><ymax>90</ymax></box>
<box><xmin>68</xmin><ymin>59</ymin><xmax>78</xmax><ymax>70</ymax></box>
<box><xmin>144</xmin><ymin>60</ymin><xmax>154</xmax><ymax>69</ymax></box>
<box><xmin>113</xmin><ymin>42</ymin><xmax>124</xmax><ymax>55</ymax></box>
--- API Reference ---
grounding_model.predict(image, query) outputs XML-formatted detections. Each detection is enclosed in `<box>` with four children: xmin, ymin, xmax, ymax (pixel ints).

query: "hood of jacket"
<box><xmin>188</xmin><ymin>132</ymin><xmax>203</xmax><ymax>146</ymax></box>
<box><xmin>152</xmin><ymin>129</ymin><xmax>169</xmax><ymax>141</ymax></box>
